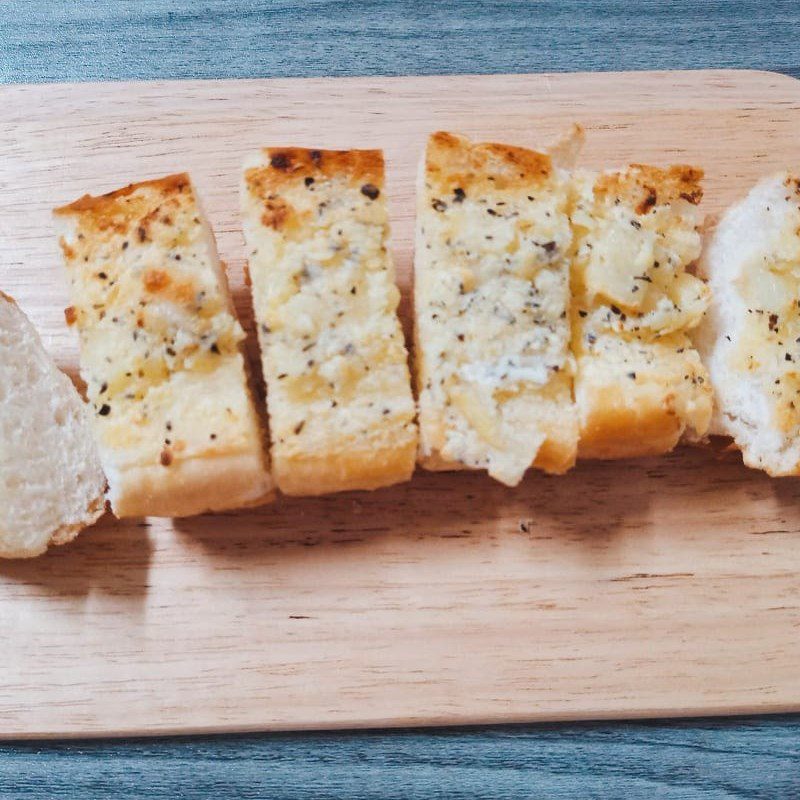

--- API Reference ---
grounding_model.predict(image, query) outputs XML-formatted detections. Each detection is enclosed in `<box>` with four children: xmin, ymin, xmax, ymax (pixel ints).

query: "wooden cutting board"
<box><xmin>2</xmin><ymin>69</ymin><xmax>800</xmax><ymax>739</ymax></box>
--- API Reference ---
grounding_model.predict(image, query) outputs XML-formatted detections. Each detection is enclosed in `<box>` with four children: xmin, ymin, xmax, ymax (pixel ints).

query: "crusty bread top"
<box><xmin>415</xmin><ymin>132</ymin><xmax>576</xmax><ymax>484</ymax></box>
<box><xmin>242</xmin><ymin>148</ymin><xmax>417</xmax><ymax>489</ymax></box>
<box><xmin>424</xmin><ymin>131</ymin><xmax>554</xmax><ymax>196</ymax></box>
<box><xmin>54</xmin><ymin>174</ymin><xmax>269</xmax><ymax>492</ymax></box>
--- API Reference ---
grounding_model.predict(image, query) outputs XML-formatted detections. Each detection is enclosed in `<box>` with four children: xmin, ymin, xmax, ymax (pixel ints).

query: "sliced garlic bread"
<box><xmin>241</xmin><ymin>148</ymin><xmax>417</xmax><ymax>495</ymax></box>
<box><xmin>0</xmin><ymin>292</ymin><xmax>106</xmax><ymax>557</ymax></box>
<box><xmin>570</xmin><ymin>165</ymin><xmax>712</xmax><ymax>459</ymax></box>
<box><xmin>414</xmin><ymin>131</ymin><xmax>577</xmax><ymax>486</ymax></box>
<box><xmin>695</xmin><ymin>173</ymin><xmax>800</xmax><ymax>475</ymax></box>
<box><xmin>54</xmin><ymin>174</ymin><xmax>273</xmax><ymax>517</ymax></box>
<box><xmin>572</xmin><ymin>165</ymin><xmax>712</xmax><ymax>458</ymax></box>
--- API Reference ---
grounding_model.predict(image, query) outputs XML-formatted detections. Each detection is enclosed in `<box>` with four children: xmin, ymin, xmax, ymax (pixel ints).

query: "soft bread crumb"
<box><xmin>0</xmin><ymin>293</ymin><xmax>106</xmax><ymax>558</ymax></box>
<box><xmin>694</xmin><ymin>172</ymin><xmax>800</xmax><ymax>476</ymax></box>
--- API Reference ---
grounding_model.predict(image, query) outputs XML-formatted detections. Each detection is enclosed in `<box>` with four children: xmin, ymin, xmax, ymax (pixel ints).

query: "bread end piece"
<box><xmin>0</xmin><ymin>294</ymin><xmax>106</xmax><ymax>558</ymax></box>
<box><xmin>695</xmin><ymin>172</ymin><xmax>800</xmax><ymax>476</ymax></box>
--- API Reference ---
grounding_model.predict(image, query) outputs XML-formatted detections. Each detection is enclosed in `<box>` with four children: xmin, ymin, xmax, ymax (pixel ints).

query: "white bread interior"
<box><xmin>694</xmin><ymin>172</ymin><xmax>800</xmax><ymax>475</ymax></box>
<box><xmin>0</xmin><ymin>292</ymin><xmax>106</xmax><ymax>558</ymax></box>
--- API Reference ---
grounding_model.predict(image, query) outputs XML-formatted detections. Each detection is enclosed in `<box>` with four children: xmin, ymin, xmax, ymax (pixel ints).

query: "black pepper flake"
<box><xmin>578</xmin><ymin>310</ymin><xmax>588</xmax><ymax>318</ymax></box>
<box><xmin>270</xmin><ymin>153</ymin><xmax>290</xmax><ymax>170</ymax></box>
<box><xmin>786</xmin><ymin>353</ymin><xmax>794</xmax><ymax>362</ymax></box>
<box><xmin>97</xmin><ymin>271</ymin><xmax>108</xmax><ymax>280</ymax></box>
<box><xmin>293</xmin><ymin>420</ymin><xmax>305</xmax><ymax>435</ymax></box>
<box><xmin>166</xmin><ymin>347</ymin><xmax>176</xmax><ymax>356</ymax></box>
<box><xmin>350</xmin><ymin>286</ymin><xmax>357</xmax><ymax>295</ymax></box>
<box><xmin>310</xmin><ymin>150</ymin><xmax>322</xmax><ymax>165</ymax></box>
<box><xmin>630</xmin><ymin>219</ymin><xmax>642</xmax><ymax>230</ymax></box>
<box><xmin>453</xmin><ymin>187</ymin><xmax>466</xmax><ymax>203</ymax></box>
<box><xmin>360</xmin><ymin>183</ymin><xmax>380</xmax><ymax>200</ymax></box>
<box><xmin>627</xmin><ymin>372</ymin><xmax>637</xmax><ymax>380</ymax></box>
<box><xmin>542</xmin><ymin>241</ymin><xmax>557</xmax><ymax>253</ymax></box>
<box><xmin>610</xmin><ymin>305</ymin><xmax>622</xmax><ymax>315</ymax></box>
<box><xmin>382</xmin><ymin>408</ymin><xmax>390</xmax><ymax>415</ymax></box>
<box><xmin>261</xmin><ymin>324</ymin><xmax>271</xmax><ymax>334</ymax></box>
<box><xmin>98</xmin><ymin>404</ymin><xmax>111</xmax><ymax>416</ymax></box>
<box><xmin>277</xmin><ymin>373</ymin><xmax>288</xmax><ymax>379</ymax></box>
<box><xmin>137</xmin><ymin>225</ymin><xmax>147</xmax><ymax>242</ymax></box>
<box><xmin>304</xmin><ymin>176</ymin><xmax>315</xmax><ymax>187</ymax></box>
<box><xmin>486</xmin><ymin>208</ymin><xmax>498</xmax><ymax>216</ymax></box>
<box><xmin>121</xmin><ymin>241</ymin><xmax>129</xmax><ymax>250</ymax></box>
<box><xmin>769</xmin><ymin>313</ymin><xmax>779</xmax><ymax>332</ymax></box>
<box><xmin>210</xmin><ymin>343</ymin><xmax>220</xmax><ymax>354</ymax></box>
<box><xmin>457</xmin><ymin>333</ymin><xmax>465</xmax><ymax>341</ymax></box>
<box><xmin>99</xmin><ymin>382</ymin><xmax>108</xmax><ymax>394</ymax></box>
<box><xmin>210</xmin><ymin>433</ymin><xmax>217</xmax><ymax>440</ymax></box>
<box><xmin>432</xmin><ymin>199</ymin><xmax>447</xmax><ymax>212</ymax></box>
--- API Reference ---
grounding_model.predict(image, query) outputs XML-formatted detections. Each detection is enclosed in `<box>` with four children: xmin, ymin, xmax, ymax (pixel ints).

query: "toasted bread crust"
<box><xmin>109</xmin><ymin>452</ymin><xmax>274</xmax><ymax>517</ymax></box>
<box><xmin>245</xmin><ymin>148</ymin><xmax>384</xmax><ymax>202</ymax></box>
<box><xmin>54</xmin><ymin>173</ymin><xmax>192</xmax><ymax>218</ymax></box>
<box><xmin>593</xmin><ymin>164</ymin><xmax>704</xmax><ymax>211</ymax></box>
<box><xmin>274</xmin><ymin>439</ymin><xmax>417</xmax><ymax>496</ymax></box>
<box><xmin>425</xmin><ymin>131</ymin><xmax>553</xmax><ymax>196</ymax></box>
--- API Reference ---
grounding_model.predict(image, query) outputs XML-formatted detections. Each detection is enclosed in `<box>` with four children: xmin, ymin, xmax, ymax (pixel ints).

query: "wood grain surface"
<box><xmin>2</xmin><ymin>69</ymin><xmax>800</xmax><ymax>739</ymax></box>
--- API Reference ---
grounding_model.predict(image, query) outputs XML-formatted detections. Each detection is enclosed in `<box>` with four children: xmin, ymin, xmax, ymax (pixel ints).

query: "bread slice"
<box><xmin>241</xmin><ymin>148</ymin><xmax>417</xmax><ymax>495</ymax></box>
<box><xmin>0</xmin><ymin>292</ymin><xmax>106</xmax><ymax>558</ymax></box>
<box><xmin>570</xmin><ymin>164</ymin><xmax>712</xmax><ymax>459</ymax></box>
<box><xmin>694</xmin><ymin>173</ymin><xmax>800</xmax><ymax>475</ymax></box>
<box><xmin>53</xmin><ymin>174</ymin><xmax>273</xmax><ymax>517</ymax></box>
<box><xmin>414</xmin><ymin>131</ymin><xmax>577</xmax><ymax>486</ymax></box>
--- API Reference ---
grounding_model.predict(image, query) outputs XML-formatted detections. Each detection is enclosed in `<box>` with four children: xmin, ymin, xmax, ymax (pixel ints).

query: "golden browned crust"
<box><xmin>577</xmin><ymin>381</ymin><xmax>684</xmax><ymax>460</ymax></box>
<box><xmin>593</xmin><ymin>164</ymin><xmax>704</xmax><ymax>213</ymax></box>
<box><xmin>245</xmin><ymin>148</ymin><xmax>384</xmax><ymax>198</ymax></box>
<box><xmin>425</xmin><ymin>131</ymin><xmax>553</xmax><ymax>197</ymax></box>
<box><xmin>111</xmin><ymin>452</ymin><xmax>274</xmax><ymax>518</ymax></box>
<box><xmin>275</xmin><ymin>439</ymin><xmax>417</xmax><ymax>497</ymax></box>
<box><xmin>54</xmin><ymin>173</ymin><xmax>191</xmax><ymax>218</ymax></box>
<box><xmin>533</xmin><ymin>429</ymin><xmax>578</xmax><ymax>474</ymax></box>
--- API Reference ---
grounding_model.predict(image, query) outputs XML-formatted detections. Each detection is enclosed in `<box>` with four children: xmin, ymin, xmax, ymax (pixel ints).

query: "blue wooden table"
<box><xmin>3</xmin><ymin>2</ymin><xmax>800</xmax><ymax>796</ymax></box>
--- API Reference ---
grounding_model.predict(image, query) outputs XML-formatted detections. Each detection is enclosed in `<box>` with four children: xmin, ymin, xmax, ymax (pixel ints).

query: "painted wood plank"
<box><xmin>2</xmin><ymin>0</ymin><xmax>797</xmax><ymax>83</ymax></box>
<box><xmin>2</xmin><ymin>69</ymin><xmax>800</xmax><ymax>739</ymax></box>
<box><xmin>2</xmin><ymin>718</ymin><xmax>799</xmax><ymax>799</ymax></box>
